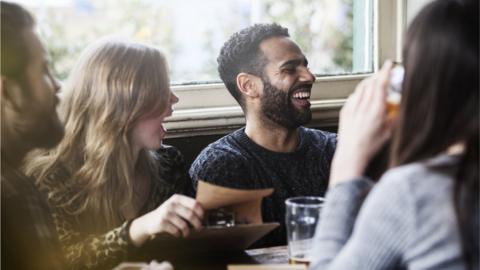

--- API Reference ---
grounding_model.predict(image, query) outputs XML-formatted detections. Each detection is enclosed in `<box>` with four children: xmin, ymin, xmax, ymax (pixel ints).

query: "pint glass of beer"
<box><xmin>285</xmin><ymin>196</ymin><xmax>324</xmax><ymax>266</ymax></box>
<box><xmin>387</xmin><ymin>65</ymin><xmax>404</xmax><ymax>119</ymax></box>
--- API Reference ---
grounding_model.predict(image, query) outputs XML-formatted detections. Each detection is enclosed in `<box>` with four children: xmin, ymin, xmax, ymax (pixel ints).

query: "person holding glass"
<box><xmin>310</xmin><ymin>0</ymin><xmax>478</xmax><ymax>269</ymax></box>
<box><xmin>25</xmin><ymin>39</ymin><xmax>204</xmax><ymax>270</ymax></box>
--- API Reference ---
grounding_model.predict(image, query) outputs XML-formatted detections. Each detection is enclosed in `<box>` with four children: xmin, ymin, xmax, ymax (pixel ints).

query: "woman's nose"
<box><xmin>171</xmin><ymin>92</ymin><xmax>179</xmax><ymax>105</ymax></box>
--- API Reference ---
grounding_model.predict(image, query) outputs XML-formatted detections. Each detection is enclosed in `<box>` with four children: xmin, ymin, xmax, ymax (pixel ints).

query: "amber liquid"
<box><xmin>288</xmin><ymin>257</ymin><xmax>310</xmax><ymax>267</ymax></box>
<box><xmin>387</xmin><ymin>101</ymin><xmax>399</xmax><ymax>119</ymax></box>
<box><xmin>386</xmin><ymin>93</ymin><xmax>401</xmax><ymax>119</ymax></box>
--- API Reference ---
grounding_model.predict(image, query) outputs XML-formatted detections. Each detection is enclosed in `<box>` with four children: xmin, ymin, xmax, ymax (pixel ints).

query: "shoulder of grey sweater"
<box><xmin>364</xmin><ymin>161</ymin><xmax>453</xmax><ymax>245</ymax></box>
<box><xmin>378</xmin><ymin>160</ymin><xmax>454</xmax><ymax>202</ymax></box>
<box><xmin>368</xmin><ymin>163</ymin><xmax>422</xmax><ymax>215</ymax></box>
<box><xmin>350</xmin><ymin>168</ymin><xmax>416</xmax><ymax>253</ymax></box>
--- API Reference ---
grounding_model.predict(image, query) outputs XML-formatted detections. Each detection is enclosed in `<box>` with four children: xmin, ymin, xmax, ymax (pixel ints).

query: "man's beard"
<box><xmin>33</xmin><ymin>110</ymin><xmax>64</xmax><ymax>149</ymax></box>
<box><xmin>260</xmin><ymin>79</ymin><xmax>312</xmax><ymax>130</ymax></box>
<box><xmin>21</xmin><ymin>80</ymin><xmax>65</xmax><ymax>150</ymax></box>
<box><xmin>16</xmin><ymin>107</ymin><xmax>64</xmax><ymax>153</ymax></box>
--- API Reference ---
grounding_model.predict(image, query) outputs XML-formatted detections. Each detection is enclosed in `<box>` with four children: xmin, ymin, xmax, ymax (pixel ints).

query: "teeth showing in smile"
<box><xmin>292</xmin><ymin>91</ymin><xmax>311</xmax><ymax>99</ymax></box>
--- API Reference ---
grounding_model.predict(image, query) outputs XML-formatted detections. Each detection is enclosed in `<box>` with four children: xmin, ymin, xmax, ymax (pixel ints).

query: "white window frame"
<box><xmin>165</xmin><ymin>0</ymin><xmax>407</xmax><ymax>138</ymax></box>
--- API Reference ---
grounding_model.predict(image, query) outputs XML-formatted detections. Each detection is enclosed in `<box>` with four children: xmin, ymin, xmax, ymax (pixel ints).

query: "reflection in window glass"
<box><xmin>15</xmin><ymin>0</ymin><xmax>373</xmax><ymax>84</ymax></box>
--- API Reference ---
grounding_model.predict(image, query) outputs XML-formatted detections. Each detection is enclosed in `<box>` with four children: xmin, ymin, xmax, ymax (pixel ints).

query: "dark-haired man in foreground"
<box><xmin>190</xmin><ymin>23</ymin><xmax>336</xmax><ymax>247</ymax></box>
<box><xmin>1</xmin><ymin>2</ymin><xmax>65</xmax><ymax>269</ymax></box>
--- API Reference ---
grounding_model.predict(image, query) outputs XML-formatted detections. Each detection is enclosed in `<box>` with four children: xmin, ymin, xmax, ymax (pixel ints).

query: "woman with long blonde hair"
<box><xmin>25</xmin><ymin>39</ymin><xmax>204</xmax><ymax>270</ymax></box>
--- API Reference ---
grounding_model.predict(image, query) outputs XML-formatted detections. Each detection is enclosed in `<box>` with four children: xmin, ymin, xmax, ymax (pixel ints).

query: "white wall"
<box><xmin>407</xmin><ymin>0</ymin><xmax>434</xmax><ymax>25</ymax></box>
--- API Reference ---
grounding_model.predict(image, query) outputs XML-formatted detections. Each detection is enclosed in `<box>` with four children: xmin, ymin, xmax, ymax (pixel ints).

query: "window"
<box><xmin>15</xmin><ymin>0</ymin><xmax>405</xmax><ymax>137</ymax></box>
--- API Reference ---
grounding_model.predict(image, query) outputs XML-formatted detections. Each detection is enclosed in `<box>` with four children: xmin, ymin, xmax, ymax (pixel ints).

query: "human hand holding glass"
<box><xmin>129</xmin><ymin>194</ymin><xmax>204</xmax><ymax>247</ymax></box>
<box><xmin>329</xmin><ymin>60</ymin><xmax>396</xmax><ymax>187</ymax></box>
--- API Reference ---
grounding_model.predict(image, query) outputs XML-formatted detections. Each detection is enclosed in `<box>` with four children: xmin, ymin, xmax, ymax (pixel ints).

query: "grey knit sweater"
<box><xmin>311</xmin><ymin>154</ymin><xmax>478</xmax><ymax>270</ymax></box>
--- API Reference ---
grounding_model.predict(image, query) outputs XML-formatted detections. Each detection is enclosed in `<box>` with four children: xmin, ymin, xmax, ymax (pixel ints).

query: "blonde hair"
<box><xmin>25</xmin><ymin>39</ymin><xmax>170</xmax><ymax>230</ymax></box>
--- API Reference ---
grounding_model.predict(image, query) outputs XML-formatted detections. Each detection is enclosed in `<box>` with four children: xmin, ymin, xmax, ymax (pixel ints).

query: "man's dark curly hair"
<box><xmin>217</xmin><ymin>23</ymin><xmax>289</xmax><ymax>108</ymax></box>
<box><xmin>1</xmin><ymin>1</ymin><xmax>35</xmax><ymax>80</ymax></box>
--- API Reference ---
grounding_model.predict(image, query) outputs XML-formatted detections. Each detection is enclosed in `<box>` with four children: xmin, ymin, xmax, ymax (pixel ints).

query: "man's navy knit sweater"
<box><xmin>189</xmin><ymin>127</ymin><xmax>337</xmax><ymax>247</ymax></box>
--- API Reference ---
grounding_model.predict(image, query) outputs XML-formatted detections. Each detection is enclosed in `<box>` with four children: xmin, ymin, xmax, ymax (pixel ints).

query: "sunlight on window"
<box><xmin>15</xmin><ymin>0</ymin><xmax>373</xmax><ymax>84</ymax></box>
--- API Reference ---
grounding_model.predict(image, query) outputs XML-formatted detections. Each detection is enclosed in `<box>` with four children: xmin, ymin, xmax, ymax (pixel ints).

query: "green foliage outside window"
<box><xmin>22</xmin><ymin>0</ymin><xmax>363</xmax><ymax>83</ymax></box>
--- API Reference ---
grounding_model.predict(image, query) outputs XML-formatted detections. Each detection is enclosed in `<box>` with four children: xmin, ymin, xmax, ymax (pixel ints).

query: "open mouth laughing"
<box><xmin>291</xmin><ymin>87</ymin><xmax>312</xmax><ymax>108</ymax></box>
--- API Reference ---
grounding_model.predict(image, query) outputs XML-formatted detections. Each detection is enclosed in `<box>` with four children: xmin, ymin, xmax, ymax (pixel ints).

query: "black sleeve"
<box><xmin>156</xmin><ymin>145</ymin><xmax>194</xmax><ymax>197</ymax></box>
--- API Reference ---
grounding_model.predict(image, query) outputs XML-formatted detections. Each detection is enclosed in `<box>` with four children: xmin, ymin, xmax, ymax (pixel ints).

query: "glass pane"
<box><xmin>14</xmin><ymin>0</ymin><xmax>373</xmax><ymax>84</ymax></box>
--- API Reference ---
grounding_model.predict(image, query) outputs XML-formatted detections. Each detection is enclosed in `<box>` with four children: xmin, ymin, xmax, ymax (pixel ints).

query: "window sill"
<box><xmin>164</xmin><ymin>99</ymin><xmax>344</xmax><ymax>138</ymax></box>
<box><xmin>165</xmin><ymin>74</ymin><xmax>367</xmax><ymax>138</ymax></box>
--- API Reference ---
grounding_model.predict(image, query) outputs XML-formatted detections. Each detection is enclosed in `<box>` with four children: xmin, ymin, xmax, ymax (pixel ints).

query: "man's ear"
<box><xmin>236</xmin><ymin>72</ymin><xmax>262</xmax><ymax>98</ymax></box>
<box><xmin>1</xmin><ymin>76</ymin><xmax>26</xmax><ymax>113</ymax></box>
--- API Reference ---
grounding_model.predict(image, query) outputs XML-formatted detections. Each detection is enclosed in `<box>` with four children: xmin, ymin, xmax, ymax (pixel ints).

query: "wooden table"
<box><xmin>131</xmin><ymin>245</ymin><xmax>289</xmax><ymax>270</ymax></box>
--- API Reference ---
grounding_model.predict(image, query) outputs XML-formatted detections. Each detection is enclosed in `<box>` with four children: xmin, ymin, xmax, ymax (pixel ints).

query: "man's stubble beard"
<box><xmin>22</xmin><ymin>79</ymin><xmax>65</xmax><ymax>150</ymax></box>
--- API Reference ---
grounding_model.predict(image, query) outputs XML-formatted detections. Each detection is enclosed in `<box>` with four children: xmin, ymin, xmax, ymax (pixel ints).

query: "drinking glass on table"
<box><xmin>285</xmin><ymin>196</ymin><xmax>324</xmax><ymax>266</ymax></box>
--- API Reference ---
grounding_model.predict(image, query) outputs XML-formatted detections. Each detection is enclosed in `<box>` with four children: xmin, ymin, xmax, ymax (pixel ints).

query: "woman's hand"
<box><xmin>329</xmin><ymin>61</ymin><xmax>395</xmax><ymax>187</ymax></box>
<box><xmin>113</xmin><ymin>260</ymin><xmax>173</xmax><ymax>270</ymax></box>
<box><xmin>142</xmin><ymin>260</ymin><xmax>174</xmax><ymax>270</ymax></box>
<box><xmin>129</xmin><ymin>194</ymin><xmax>204</xmax><ymax>247</ymax></box>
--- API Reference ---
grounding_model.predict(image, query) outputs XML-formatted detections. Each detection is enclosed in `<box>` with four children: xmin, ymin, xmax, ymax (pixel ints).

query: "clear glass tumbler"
<box><xmin>386</xmin><ymin>65</ymin><xmax>404</xmax><ymax>119</ymax></box>
<box><xmin>285</xmin><ymin>196</ymin><xmax>324</xmax><ymax>266</ymax></box>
